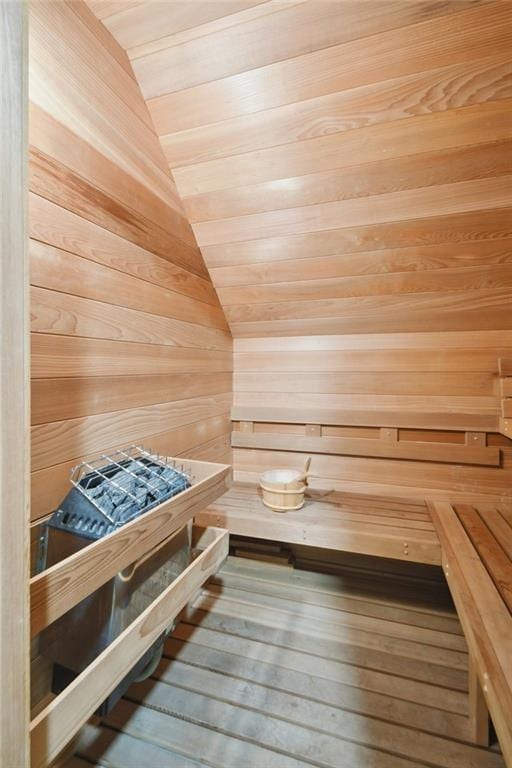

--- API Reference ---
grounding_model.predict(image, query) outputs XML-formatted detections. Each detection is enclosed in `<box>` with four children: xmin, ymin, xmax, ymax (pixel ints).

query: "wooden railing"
<box><xmin>499</xmin><ymin>358</ymin><xmax>512</xmax><ymax>438</ymax></box>
<box><xmin>30</xmin><ymin>458</ymin><xmax>231</xmax><ymax>768</ymax></box>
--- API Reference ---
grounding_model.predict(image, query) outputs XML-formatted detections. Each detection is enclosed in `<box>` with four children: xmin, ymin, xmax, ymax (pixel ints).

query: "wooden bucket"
<box><xmin>259</xmin><ymin>459</ymin><xmax>311</xmax><ymax>512</ymax></box>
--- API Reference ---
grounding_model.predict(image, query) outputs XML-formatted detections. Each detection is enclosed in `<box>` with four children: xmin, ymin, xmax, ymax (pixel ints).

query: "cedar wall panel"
<box><xmin>92</xmin><ymin>0</ymin><xmax>512</xmax><ymax>499</ymax></box>
<box><xmin>29</xmin><ymin>1</ymin><xmax>232</xmax><ymax>524</ymax></box>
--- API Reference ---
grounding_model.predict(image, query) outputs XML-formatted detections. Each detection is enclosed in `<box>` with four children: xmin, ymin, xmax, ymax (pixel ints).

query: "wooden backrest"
<box><xmin>232</xmin><ymin>408</ymin><xmax>501</xmax><ymax>468</ymax></box>
<box><xmin>499</xmin><ymin>358</ymin><xmax>512</xmax><ymax>438</ymax></box>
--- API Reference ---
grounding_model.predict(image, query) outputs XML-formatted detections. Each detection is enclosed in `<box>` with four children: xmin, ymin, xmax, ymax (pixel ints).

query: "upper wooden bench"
<box><xmin>196</xmin><ymin>483</ymin><xmax>441</xmax><ymax>565</ymax></box>
<box><xmin>429</xmin><ymin>501</ymin><xmax>512</xmax><ymax>766</ymax></box>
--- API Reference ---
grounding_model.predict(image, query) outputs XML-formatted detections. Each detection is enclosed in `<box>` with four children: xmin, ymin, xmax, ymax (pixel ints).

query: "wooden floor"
<box><xmin>67</xmin><ymin>554</ymin><xmax>505</xmax><ymax>768</ymax></box>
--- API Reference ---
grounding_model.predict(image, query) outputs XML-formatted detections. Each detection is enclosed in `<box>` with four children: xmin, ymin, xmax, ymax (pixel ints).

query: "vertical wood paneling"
<box><xmin>1</xmin><ymin>2</ymin><xmax>29</xmax><ymax>763</ymax></box>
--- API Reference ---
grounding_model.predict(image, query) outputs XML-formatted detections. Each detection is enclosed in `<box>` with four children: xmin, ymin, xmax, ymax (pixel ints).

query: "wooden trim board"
<box><xmin>231</xmin><ymin>406</ymin><xmax>499</xmax><ymax>432</ymax></box>
<box><xmin>30</xmin><ymin>459</ymin><xmax>231</xmax><ymax>636</ymax></box>
<box><xmin>232</xmin><ymin>429</ymin><xmax>500</xmax><ymax>466</ymax></box>
<box><xmin>0</xmin><ymin>4</ymin><xmax>29</xmax><ymax>766</ymax></box>
<box><xmin>30</xmin><ymin>525</ymin><xmax>229</xmax><ymax>768</ymax></box>
<box><xmin>429</xmin><ymin>501</ymin><xmax>512</xmax><ymax>765</ymax></box>
<box><xmin>197</xmin><ymin>484</ymin><xmax>441</xmax><ymax>565</ymax></box>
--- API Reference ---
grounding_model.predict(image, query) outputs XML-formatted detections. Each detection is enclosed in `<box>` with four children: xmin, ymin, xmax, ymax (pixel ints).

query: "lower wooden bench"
<box><xmin>429</xmin><ymin>501</ymin><xmax>512</xmax><ymax>767</ymax></box>
<box><xmin>196</xmin><ymin>483</ymin><xmax>441</xmax><ymax>565</ymax></box>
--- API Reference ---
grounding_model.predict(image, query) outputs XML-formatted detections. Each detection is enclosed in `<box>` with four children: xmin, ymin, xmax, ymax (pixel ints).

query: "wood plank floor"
<box><xmin>68</xmin><ymin>554</ymin><xmax>505</xmax><ymax>768</ymax></box>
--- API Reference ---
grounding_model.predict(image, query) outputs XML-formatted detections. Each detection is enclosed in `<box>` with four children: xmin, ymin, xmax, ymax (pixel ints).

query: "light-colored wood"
<box><xmin>98</xmin><ymin>0</ymin><xmax>512</xmax><ymax>500</ymax></box>
<box><xmin>30</xmin><ymin>460</ymin><xmax>230</xmax><ymax>636</ymax></box>
<box><xmin>232</xmin><ymin>427</ymin><xmax>500</xmax><ymax>466</ymax></box>
<box><xmin>30</xmin><ymin>414</ymin><xmax>231</xmax><ymax>522</ymax></box>
<box><xmin>30</xmin><ymin>525</ymin><xmax>229</xmax><ymax>768</ymax></box>
<box><xmin>29</xmin><ymin>0</ymin><xmax>233</xmax><ymax>523</ymax></box>
<box><xmin>0</xmin><ymin>3</ymin><xmax>29</xmax><ymax>765</ymax></box>
<box><xmin>468</xmin><ymin>656</ymin><xmax>490</xmax><ymax>747</ymax></box>
<box><xmin>232</xmin><ymin>405</ymin><xmax>498</xmax><ymax>432</ymax></box>
<box><xmin>429</xmin><ymin>501</ymin><xmax>512</xmax><ymax>765</ymax></box>
<box><xmin>64</xmin><ymin>554</ymin><xmax>505</xmax><ymax>768</ymax></box>
<box><xmin>197</xmin><ymin>484</ymin><xmax>441</xmax><ymax>565</ymax></box>
<box><xmin>147</xmin><ymin>3</ymin><xmax>511</xmax><ymax>133</ymax></box>
<box><xmin>30</xmin><ymin>239</ymin><xmax>227</xmax><ymax>330</ymax></box>
<box><xmin>135</xmin><ymin>0</ymin><xmax>483</xmax><ymax>101</ymax></box>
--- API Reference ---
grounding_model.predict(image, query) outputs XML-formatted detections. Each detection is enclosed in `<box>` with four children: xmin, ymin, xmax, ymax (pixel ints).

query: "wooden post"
<box><xmin>0</xmin><ymin>2</ymin><xmax>29</xmax><ymax>765</ymax></box>
<box><xmin>468</xmin><ymin>657</ymin><xmax>490</xmax><ymax>747</ymax></box>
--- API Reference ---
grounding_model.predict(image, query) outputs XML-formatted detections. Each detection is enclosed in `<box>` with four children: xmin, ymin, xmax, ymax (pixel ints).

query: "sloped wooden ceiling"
<box><xmin>88</xmin><ymin>0</ymin><xmax>512</xmax><ymax>499</ymax></box>
<box><xmin>90</xmin><ymin>0</ymin><xmax>512</xmax><ymax>339</ymax></box>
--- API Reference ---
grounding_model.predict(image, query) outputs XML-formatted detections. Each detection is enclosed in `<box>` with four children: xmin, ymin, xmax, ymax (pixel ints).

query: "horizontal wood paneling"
<box><xmin>234</xmin><ymin>447</ymin><xmax>512</xmax><ymax>499</ymax></box>
<box><xmin>30</xmin><ymin>287</ymin><xmax>231</xmax><ymax>349</ymax></box>
<box><xmin>31</xmin><ymin>335</ymin><xmax>232</xmax><ymax>379</ymax></box>
<box><xmin>105</xmin><ymin>1</ymin><xmax>263</xmax><ymax>52</ymax></box>
<box><xmin>31</xmin><ymin>373</ymin><xmax>232</xmax><ymax>424</ymax></box>
<box><xmin>92</xmin><ymin>0</ymin><xmax>512</xmax><ymax>500</ymax></box>
<box><xmin>135</xmin><ymin>0</ymin><xmax>483</xmax><ymax>100</ymax></box>
<box><xmin>147</xmin><ymin>1</ymin><xmax>508</xmax><ymax>133</ymax></box>
<box><xmin>175</xmin><ymin>102</ymin><xmax>512</xmax><ymax>195</ymax></box>
<box><xmin>201</xmin><ymin>208</ymin><xmax>512</xmax><ymax>268</ymax></box>
<box><xmin>29</xmin><ymin>194</ymin><xmax>219</xmax><ymax>306</ymax></box>
<box><xmin>30</xmin><ymin>414</ymin><xmax>232</xmax><ymax>522</ymax></box>
<box><xmin>30</xmin><ymin>0</ymin><xmax>175</xmax><ymax>201</ymax></box>
<box><xmin>29</xmin><ymin>0</ymin><xmax>232</xmax><ymax>528</ymax></box>
<box><xmin>210</xmin><ymin>241</ymin><xmax>512</xmax><ymax>288</ymax></box>
<box><xmin>185</xmin><ymin>141</ymin><xmax>512</xmax><ymax>223</ymax></box>
<box><xmin>167</xmin><ymin>56</ymin><xmax>512</xmax><ymax>170</ymax></box>
<box><xmin>30</xmin><ymin>240</ymin><xmax>227</xmax><ymax>329</ymax></box>
<box><xmin>234</xmin><ymin>371</ymin><xmax>494</xmax><ymax>396</ymax></box>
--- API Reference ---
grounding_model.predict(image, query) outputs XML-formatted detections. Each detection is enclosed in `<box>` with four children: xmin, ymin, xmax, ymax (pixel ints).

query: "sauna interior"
<box><xmin>2</xmin><ymin>0</ymin><xmax>512</xmax><ymax>766</ymax></box>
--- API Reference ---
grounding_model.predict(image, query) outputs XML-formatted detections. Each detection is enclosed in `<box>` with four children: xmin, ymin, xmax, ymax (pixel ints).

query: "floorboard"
<box><xmin>69</xmin><ymin>554</ymin><xmax>505</xmax><ymax>768</ymax></box>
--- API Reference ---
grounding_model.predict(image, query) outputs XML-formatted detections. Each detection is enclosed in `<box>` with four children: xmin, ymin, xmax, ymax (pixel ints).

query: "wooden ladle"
<box><xmin>298</xmin><ymin>456</ymin><xmax>312</xmax><ymax>484</ymax></box>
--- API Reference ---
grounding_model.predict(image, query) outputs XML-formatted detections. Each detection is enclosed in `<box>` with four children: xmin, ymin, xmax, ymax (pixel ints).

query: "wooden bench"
<box><xmin>196</xmin><ymin>483</ymin><xmax>442</xmax><ymax>565</ymax></box>
<box><xmin>429</xmin><ymin>501</ymin><xmax>512</xmax><ymax>766</ymax></box>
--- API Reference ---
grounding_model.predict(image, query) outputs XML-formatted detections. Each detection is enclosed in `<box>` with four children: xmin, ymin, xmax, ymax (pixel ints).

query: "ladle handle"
<box><xmin>299</xmin><ymin>456</ymin><xmax>312</xmax><ymax>483</ymax></box>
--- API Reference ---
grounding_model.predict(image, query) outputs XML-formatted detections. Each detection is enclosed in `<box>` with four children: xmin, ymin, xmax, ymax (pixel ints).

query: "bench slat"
<box><xmin>454</xmin><ymin>504</ymin><xmax>512</xmax><ymax>615</ymax></box>
<box><xmin>429</xmin><ymin>501</ymin><xmax>512</xmax><ymax>766</ymax></box>
<box><xmin>197</xmin><ymin>484</ymin><xmax>441</xmax><ymax>565</ymax></box>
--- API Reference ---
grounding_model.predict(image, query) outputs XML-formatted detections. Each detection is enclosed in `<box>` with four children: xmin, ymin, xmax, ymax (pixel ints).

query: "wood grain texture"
<box><xmin>1</xmin><ymin>3</ymin><xmax>29</xmax><ymax>765</ymax></box>
<box><xmin>29</xmin><ymin>0</ymin><xmax>232</xmax><ymax>532</ymax></box>
<box><xmin>147</xmin><ymin>1</ymin><xmax>507</xmax><ymax>133</ymax></box>
<box><xmin>68</xmin><ymin>554</ymin><xmax>504</xmax><ymax>768</ymax></box>
<box><xmin>198</xmin><ymin>485</ymin><xmax>441</xmax><ymax>564</ymax></box>
<box><xmin>84</xmin><ymin>1</ymin><xmax>512</xmax><ymax>500</ymax></box>
<box><xmin>134</xmin><ymin>0</ymin><xmax>485</xmax><ymax>101</ymax></box>
<box><xmin>30</xmin><ymin>414</ymin><xmax>232</xmax><ymax>522</ymax></box>
<box><xmin>30</xmin><ymin>525</ymin><xmax>229</xmax><ymax>768</ymax></box>
<box><xmin>30</xmin><ymin>465</ymin><xmax>230</xmax><ymax>635</ymax></box>
<box><xmin>430</xmin><ymin>501</ymin><xmax>512</xmax><ymax>767</ymax></box>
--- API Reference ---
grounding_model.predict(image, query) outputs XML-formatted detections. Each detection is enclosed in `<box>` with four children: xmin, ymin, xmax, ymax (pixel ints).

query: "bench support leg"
<box><xmin>468</xmin><ymin>657</ymin><xmax>490</xmax><ymax>746</ymax></box>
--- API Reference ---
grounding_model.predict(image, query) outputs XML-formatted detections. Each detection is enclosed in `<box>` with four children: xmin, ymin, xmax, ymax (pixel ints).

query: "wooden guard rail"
<box><xmin>429</xmin><ymin>502</ymin><xmax>512</xmax><ymax>766</ymax></box>
<box><xmin>30</xmin><ymin>457</ymin><xmax>231</xmax><ymax>768</ymax></box>
<box><xmin>30</xmin><ymin>460</ymin><xmax>230</xmax><ymax>636</ymax></box>
<box><xmin>31</xmin><ymin>526</ymin><xmax>229</xmax><ymax>768</ymax></box>
<box><xmin>232</xmin><ymin>418</ymin><xmax>500</xmax><ymax>467</ymax></box>
<box><xmin>499</xmin><ymin>358</ymin><xmax>512</xmax><ymax>439</ymax></box>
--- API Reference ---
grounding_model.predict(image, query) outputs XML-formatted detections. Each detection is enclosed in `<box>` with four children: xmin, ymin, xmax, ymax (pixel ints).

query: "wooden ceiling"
<box><xmin>89</xmin><ymin>0</ymin><xmax>512</xmax><ymax>338</ymax></box>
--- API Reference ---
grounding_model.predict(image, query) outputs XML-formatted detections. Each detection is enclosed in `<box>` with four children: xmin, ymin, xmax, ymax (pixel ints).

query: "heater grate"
<box><xmin>49</xmin><ymin>445</ymin><xmax>192</xmax><ymax>541</ymax></box>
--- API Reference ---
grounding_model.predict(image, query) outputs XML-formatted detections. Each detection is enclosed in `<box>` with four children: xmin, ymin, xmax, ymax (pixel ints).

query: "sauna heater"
<box><xmin>37</xmin><ymin>446</ymin><xmax>192</xmax><ymax>714</ymax></box>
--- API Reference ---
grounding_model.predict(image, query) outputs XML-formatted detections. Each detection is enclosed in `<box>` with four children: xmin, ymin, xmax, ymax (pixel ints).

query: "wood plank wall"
<box><xmin>29</xmin><ymin>1</ymin><xmax>233</xmax><ymax>526</ymax></box>
<box><xmin>90</xmin><ymin>0</ymin><xmax>512</xmax><ymax>499</ymax></box>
